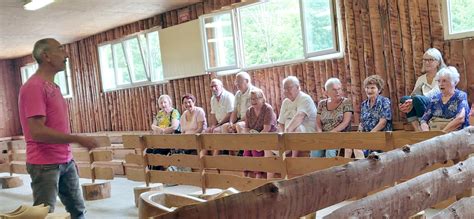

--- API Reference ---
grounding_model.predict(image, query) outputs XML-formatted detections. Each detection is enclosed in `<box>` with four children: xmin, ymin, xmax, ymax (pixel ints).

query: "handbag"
<box><xmin>428</xmin><ymin>117</ymin><xmax>453</xmax><ymax>131</ymax></box>
<box><xmin>169</xmin><ymin>109</ymin><xmax>181</xmax><ymax>134</ymax></box>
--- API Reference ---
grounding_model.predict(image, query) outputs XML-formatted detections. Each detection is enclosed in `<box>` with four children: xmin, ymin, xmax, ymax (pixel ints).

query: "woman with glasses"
<box><xmin>399</xmin><ymin>48</ymin><xmax>447</xmax><ymax>131</ymax></box>
<box><xmin>242</xmin><ymin>89</ymin><xmax>277</xmax><ymax>179</ymax></box>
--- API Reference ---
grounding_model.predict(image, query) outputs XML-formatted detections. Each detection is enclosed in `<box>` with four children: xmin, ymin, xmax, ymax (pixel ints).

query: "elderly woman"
<box><xmin>147</xmin><ymin>95</ymin><xmax>180</xmax><ymax>170</ymax></box>
<box><xmin>180</xmin><ymin>94</ymin><xmax>207</xmax><ymax>155</ymax></box>
<box><xmin>311</xmin><ymin>78</ymin><xmax>353</xmax><ymax>158</ymax></box>
<box><xmin>420</xmin><ymin>67</ymin><xmax>470</xmax><ymax>132</ymax></box>
<box><xmin>180</xmin><ymin>94</ymin><xmax>207</xmax><ymax>134</ymax></box>
<box><xmin>151</xmin><ymin>94</ymin><xmax>180</xmax><ymax>135</ymax></box>
<box><xmin>360</xmin><ymin>75</ymin><xmax>392</xmax><ymax>131</ymax></box>
<box><xmin>399</xmin><ymin>48</ymin><xmax>447</xmax><ymax>131</ymax></box>
<box><xmin>242</xmin><ymin>89</ymin><xmax>277</xmax><ymax>179</ymax></box>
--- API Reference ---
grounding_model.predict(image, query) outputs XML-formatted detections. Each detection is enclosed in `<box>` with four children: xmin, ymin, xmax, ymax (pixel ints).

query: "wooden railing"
<box><xmin>122</xmin><ymin>131</ymin><xmax>445</xmax><ymax>192</ymax></box>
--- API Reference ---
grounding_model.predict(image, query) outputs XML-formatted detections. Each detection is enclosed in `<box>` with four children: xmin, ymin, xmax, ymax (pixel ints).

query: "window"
<box><xmin>98</xmin><ymin>29</ymin><xmax>164</xmax><ymax>91</ymax></box>
<box><xmin>199</xmin><ymin>0</ymin><xmax>341</xmax><ymax>73</ymax></box>
<box><xmin>20</xmin><ymin>60</ymin><xmax>73</xmax><ymax>97</ymax></box>
<box><xmin>443</xmin><ymin>0</ymin><xmax>474</xmax><ymax>40</ymax></box>
<box><xmin>301</xmin><ymin>0</ymin><xmax>338</xmax><ymax>57</ymax></box>
<box><xmin>238</xmin><ymin>0</ymin><xmax>304</xmax><ymax>67</ymax></box>
<box><xmin>200</xmin><ymin>11</ymin><xmax>239</xmax><ymax>71</ymax></box>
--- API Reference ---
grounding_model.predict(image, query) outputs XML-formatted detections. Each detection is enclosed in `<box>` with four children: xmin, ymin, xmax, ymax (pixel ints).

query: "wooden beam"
<box><xmin>325</xmin><ymin>157</ymin><xmax>474</xmax><ymax>218</ymax></box>
<box><xmin>432</xmin><ymin>197</ymin><xmax>474</xmax><ymax>219</ymax></box>
<box><xmin>200</xmin><ymin>133</ymin><xmax>279</xmax><ymax>151</ymax></box>
<box><xmin>284</xmin><ymin>132</ymin><xmax>388</xmax><ymax>151</ymax></box>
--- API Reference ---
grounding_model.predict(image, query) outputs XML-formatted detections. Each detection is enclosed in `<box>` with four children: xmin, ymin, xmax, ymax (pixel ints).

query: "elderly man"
<box><xmin>18</xmin><ymin>38</ymin><xmax>99</xmax><ymax>218</ymax></box>
<box><xmin>278</xmin><ymin>76</ymin><xmax>317</xmax><ymax>157</ymax></box>
<box><xmin>222</xmin><ymin>72</ymin><xmax>259</xmax><ymax>134</ymax></box>
<box><xmin>205</xmin><ymin>78</ymin><xmax>234</xmax><ymax>134</ymax></box>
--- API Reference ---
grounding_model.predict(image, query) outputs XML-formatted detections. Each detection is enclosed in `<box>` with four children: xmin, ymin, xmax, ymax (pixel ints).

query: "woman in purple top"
<box><xmin>243</xmin><ymin>89</ymin><xmax>277</xmax><ymax>179</ymax></box>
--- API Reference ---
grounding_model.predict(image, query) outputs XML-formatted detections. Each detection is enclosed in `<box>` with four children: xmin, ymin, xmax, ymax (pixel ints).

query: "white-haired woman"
<box><xmin>148</xmin><ymin>94</ymin><xmax>180</xmax><ymax>170</ymax></box>
<box><xmin>420</xmin><ymin>66</ymin><xmax>470</xmax><ymax>132</ymax></box>
<box><xmin>311</xmin><ymin>78</ymin><xmax>353</xmax><ymax>158</ymax></box>
<box><xmin>399</xmin><ymin>48</ymin><xmax>447</xmax><ymax>131</ymax></box>
<box><xmin>151</xmin><ymin>95</ymin><xmax>180</xmax><ymax>134</ymax></box>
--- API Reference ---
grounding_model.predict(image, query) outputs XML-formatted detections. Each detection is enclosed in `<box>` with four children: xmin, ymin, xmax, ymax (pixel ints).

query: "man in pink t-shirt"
<box><xmin>18</xmin><ymin>38</ymin><xmax>98</xmax><ymax>219</ymax></box>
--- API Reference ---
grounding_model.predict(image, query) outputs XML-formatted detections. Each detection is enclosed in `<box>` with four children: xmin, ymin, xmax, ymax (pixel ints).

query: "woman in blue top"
<box><xmin>420</xmin><ymin>66</ymin><xmax>470</xmax><ymax>132</ymax></box>
<box><xmin>359</xmin><ymin>75</ymin><xmax>393</xmax><ymax>133</ymax></box>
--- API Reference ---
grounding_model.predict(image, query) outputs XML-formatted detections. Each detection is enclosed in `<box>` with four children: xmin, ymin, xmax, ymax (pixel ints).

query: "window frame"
<box><xmin>97</xmin><ymin>27</ymin><xmax>167</xmax><ymax>92</ymax></box>
<box><xmin>442</xmin><ymin>0</ymin><xmax>474</xmax><ymax>40</ymax></box>
<box><xmin>300</xmin><ymin>0</ymin><xmax>339</xmax><ymax>58</ymax></box>
<box><xmin>20</xmin><ymin>60</ymin><xmax>73</xmax><ymax>98</ymax></box>
<box><xmin>236</xmin><ymin>0</ymin><xmax>306</xmax><ymax>69</ymax></box>
<box><xmin>200</xmin><ymin>0</ymin><xmax>343</xmax><ymax>75</ymax></box>
<box><xmin>199</xmin><ymin>9</ymin><xmax>241</xmax><ymax>72</ymax></box>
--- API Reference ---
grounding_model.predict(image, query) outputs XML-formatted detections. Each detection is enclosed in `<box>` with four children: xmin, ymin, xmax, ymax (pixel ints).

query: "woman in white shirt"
<box><xmin>399</xmin><ymin>48</ymin><xmax>447</xmax><ymax>131</ymax></box>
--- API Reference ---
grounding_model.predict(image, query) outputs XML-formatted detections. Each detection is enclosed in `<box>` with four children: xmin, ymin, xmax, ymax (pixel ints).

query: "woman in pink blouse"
<box><xmin>180</xmin><ymin>94</ymin><xmax>207</xmax><ymax>155</ymax></box>
<box><xmin>180</xmin><ymin>94</ymin><xmax>207</xmax><ymax>134</ymax></box>
<box><xmin>243</xmin><ymin>89</ymin><xmax>277</xmax><ymax>179</ymax></box>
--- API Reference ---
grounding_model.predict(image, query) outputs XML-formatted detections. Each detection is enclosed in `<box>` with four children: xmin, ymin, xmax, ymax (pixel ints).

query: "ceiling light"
<box><xmin>24</xmin><ymin>0</ymin><xmax>54</xmax><ymax>11</ymax></box>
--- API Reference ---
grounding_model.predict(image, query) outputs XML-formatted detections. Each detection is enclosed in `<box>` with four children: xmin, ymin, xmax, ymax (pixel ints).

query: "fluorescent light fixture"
<box><xmin>24</xmin><ymin>0</ymin><xmax>54</xmax><ymax>11</ymax></box>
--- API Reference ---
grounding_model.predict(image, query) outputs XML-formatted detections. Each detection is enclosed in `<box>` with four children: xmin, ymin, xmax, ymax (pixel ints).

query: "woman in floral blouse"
<box><xmin>359</xmin><ymin>75</ymin><xmax>393</xmax><ymax>155</ymax></box>
<box><xmin>151</xmin><ymin>94</ymin><xmax>180</xmax><ymax>134</ymax></box>
<box><xmin>311</xmin><ymin>78</ymin><xmax>353</xmax><ymax>158</ymax></box>
<box><xmin>420</xmin><ymin>66</ymin><xmax>470</xmax><ymax>132</ymax></box>
<box><xmin>148</xmin><ymin>94</ymin><xmax>180</xmax><ymax>170</ymax></box>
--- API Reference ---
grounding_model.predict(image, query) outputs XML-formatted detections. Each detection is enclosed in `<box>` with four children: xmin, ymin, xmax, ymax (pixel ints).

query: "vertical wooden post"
<box><xmin>89</xmin><ymin>151</ymin><xmax>96</xmax><ymax>184</ymax></box>
<box><xmin>8</xmin><ymin>142</ymin><xmax>13</xmax><ymax>177</ymax></box>
<box><xmin>140</xmin><ymin>135</ymin><xmax>150</xmax><ymax>187</ymax></box>
<box><xmin>385</xmin><ymin>132</ymin><xmax>394</xmax><ymax>151</ymax></box>
<box><xmin>196</xmin><ymin>134</ymin><xmax>207</xmax><ymax>195</ymax></box>
<box><xmin>278</xmin><ymin>133</ymin><xmax>289</xmax><ymax>179</ymax></box>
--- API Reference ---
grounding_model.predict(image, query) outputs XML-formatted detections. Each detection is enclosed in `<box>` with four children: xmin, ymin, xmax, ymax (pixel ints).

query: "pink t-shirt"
<box><xmin>180</xmin><ymin>107</ymin><xmax>207</xmax><ymax>134</ymax></box>
<box><xmin>18</xmin><ymin>75</ymin><xmax>72</xmax><ymax>164</ymax></box>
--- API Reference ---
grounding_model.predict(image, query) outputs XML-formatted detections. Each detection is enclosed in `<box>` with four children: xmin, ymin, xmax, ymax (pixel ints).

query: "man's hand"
<box><xmin>227</xmin><ymin>124</ymin><xmax>237</xmax><ymax>133</ymax></box>
<box><xmin>0</xmin><ymin>157</ymin><xmax>5</xmax><ymax>164</ymax></box>
<box><xmin>76</xmin><ymin>136</ymin><xmax>99</xmax><ymax>150</ymax></box>
<box><xmin>399</xmin><ymin>99</ymin><xmax>413</xmax><ymax>113</ymax></box>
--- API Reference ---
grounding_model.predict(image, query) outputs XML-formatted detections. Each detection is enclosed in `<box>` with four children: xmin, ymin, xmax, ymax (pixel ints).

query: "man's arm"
<box><xmin>285</xmin><ymin>112</ymin><xmax>306</xmax><ymax>132</ymax></box>
<box><xmin>28</xmin><ymin>116</ymin><xmax>98</xmax><ymax>150</ymax></box>
<box><xmin>217</xmin><ymin>112</ymin><xmax>232</xmax><ymax>126</ymax></box>
<box><xmin>228</xmin><ymin>111</ymin><xmax>238</xmax><ymax>124</ymax></box>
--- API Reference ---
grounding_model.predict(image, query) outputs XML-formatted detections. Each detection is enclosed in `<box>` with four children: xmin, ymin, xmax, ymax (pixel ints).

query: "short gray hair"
<box><xmin>282</xmin><ymin>76</ymin><xmax>300</xmax><ymax>87</ymax></box>
<box><xmin>211</xmin><ymin>78</ymin><xmax>223</xmax><ymax>86</ymax></box>
<box><xmin>32</xmin><ymin>38</ymin><xmax>54</xmax><ymax>64</ymax></box>
<box><xmin>436</xmin><ymin>66</ymin><xmax>460</xmax><ymax>85</ymax></box>
<box><xmin>425</xmin><ymin>48</ymin><xmax>447</xmax><ymax>70</ymax></box>
<box><xmin>236</xmin><ymin>71</ymin><xmax>251</xmax><ymax>84</ymax></box>
<box><xmin>324</xmin><ymin>78</ymin><xmax>342</xmax><ymax>91</ymax></box>
<box><xmin>158</xmin><ymin>94</ymin><xmax>173</xmax><ymax>108</ymax></box>
<box><xmin>250</xmin><ymin>88</ymin><xmax>266</xmax><ymax>102</ymax></box>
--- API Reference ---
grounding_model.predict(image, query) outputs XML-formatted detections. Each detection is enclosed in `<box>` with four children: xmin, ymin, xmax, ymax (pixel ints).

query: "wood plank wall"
<box><xmin>5</xmin><ymin>0</ymin><xmax>474</xmax><ymax>134</ymax></box>
<box><xmin>0</xmin><ymin>60</ymin><xmax>22</xmax><ymax>137</ymax></box>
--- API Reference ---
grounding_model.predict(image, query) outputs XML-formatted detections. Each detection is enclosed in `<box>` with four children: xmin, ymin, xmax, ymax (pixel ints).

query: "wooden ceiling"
<box><xmin>0</xmin><ymin>0</ymin><xmax>201</xmax><ymax>59</ymax></box>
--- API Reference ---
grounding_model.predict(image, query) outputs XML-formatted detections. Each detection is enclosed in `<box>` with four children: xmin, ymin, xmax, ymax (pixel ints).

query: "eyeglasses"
<box><xmin>422</xmin><ymin>58</ymin><xmax>437</xmax><ymax>63</ymax></box>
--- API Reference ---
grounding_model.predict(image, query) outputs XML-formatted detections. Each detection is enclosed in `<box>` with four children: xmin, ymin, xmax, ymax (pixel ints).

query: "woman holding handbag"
<box><xmin>420</xmin><ymin>67</ymin><xmax>470</xmax><ymax>132</ymax></box>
